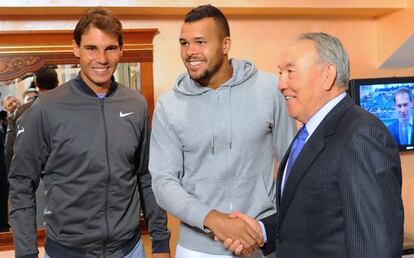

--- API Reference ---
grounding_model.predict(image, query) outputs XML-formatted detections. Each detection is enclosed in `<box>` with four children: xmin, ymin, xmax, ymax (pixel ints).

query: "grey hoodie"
<box><xmin>149</xmin><ymin>59</ymin><xmax>295</xmax><ymax>254</ymax></box>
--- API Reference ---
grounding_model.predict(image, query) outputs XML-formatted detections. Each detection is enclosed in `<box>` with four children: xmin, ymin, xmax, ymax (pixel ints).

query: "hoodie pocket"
<box><xmin>193</xmin><ymin>174</ymin><xmax>275</xmax><ymax>217</ymax></box>
<box><xmin>230</xmin><ymin>175</ymin><xmax>276</xmax><ymax>217</ymax></box>
<box><xmin>194</xmin><ymin>181</ymin><xmax>232</xmax><ymax>214</ymax></box>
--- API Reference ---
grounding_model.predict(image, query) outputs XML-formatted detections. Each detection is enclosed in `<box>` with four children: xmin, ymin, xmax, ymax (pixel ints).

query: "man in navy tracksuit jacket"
<box><xmin>8</xmin><ymin>8</ymin><xmax>170</xmax><ymax>258</ymax></box>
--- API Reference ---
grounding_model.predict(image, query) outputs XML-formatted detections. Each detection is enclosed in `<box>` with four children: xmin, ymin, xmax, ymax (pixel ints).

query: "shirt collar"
<box><xmin>305</xmin><ymin>92</ymin><xmax>347</xmax><ymax>141</ymax></box>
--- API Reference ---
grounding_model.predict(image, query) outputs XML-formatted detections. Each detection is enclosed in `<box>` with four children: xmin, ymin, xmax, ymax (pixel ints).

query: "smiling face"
<box><xmin>179</xmin><ymin>17</ymin><xmax>231</xmax><ymax>88</ymax></box>
<box><xmin>278</xmin><ymin>39</ymin><xmax>342</xmax><ymax>123</ymax></box>
<box><xmin>73</xmin><ymin>26</ymin><xmax>122</xmax><ymax>93</ymax></box>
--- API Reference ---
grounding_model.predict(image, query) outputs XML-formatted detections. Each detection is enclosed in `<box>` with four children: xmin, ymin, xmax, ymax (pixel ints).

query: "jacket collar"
<box><xmin>74</xmin><ymin>72</ymin><xmax>118</xmax><ymax>98</ymax></box>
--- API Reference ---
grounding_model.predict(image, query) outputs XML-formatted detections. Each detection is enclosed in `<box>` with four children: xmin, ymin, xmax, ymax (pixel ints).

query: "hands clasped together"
<box><xmin>204</xmin><ymin>210</ymin><xmax>264</xmax><ymax>256</ymax></box>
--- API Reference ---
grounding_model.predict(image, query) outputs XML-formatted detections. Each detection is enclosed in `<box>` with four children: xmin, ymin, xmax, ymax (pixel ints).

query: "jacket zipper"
<box><xmin>101</xmin><ymin>99</ymin><xmax>111</xmax><ymax>257</ymax></box>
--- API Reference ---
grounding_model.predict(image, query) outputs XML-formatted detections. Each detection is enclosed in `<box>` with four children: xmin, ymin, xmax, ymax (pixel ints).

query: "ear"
<box><xmin>72</xmin><ymin>40</ymin><xmax>80</xmax><ymax>58</ymax></box>
<box><xmin>322</xmin><ymin>63</ymin><xmax>337</xmax><ymax>91</ymax></box>
<box><xmin>222</xmin><ymin>36</ymin><xmax>231</xmax><ymax>54</ymax></box>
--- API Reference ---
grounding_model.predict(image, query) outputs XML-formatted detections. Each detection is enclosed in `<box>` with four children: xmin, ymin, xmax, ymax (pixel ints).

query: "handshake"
<box><xmin>204</xmin><ymin>210</ymin><xmax>264</xmax><ymax>256</ymax></box>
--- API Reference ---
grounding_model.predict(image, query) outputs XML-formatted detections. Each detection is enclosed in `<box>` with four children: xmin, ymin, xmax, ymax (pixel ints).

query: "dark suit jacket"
<box><xmin>387</xmin><ymin>120</ymin><xmax>414</xmax><ymax>145</ymax></box>
<box><xmin>4</xmin><ymin>101</ymin><xmax>34</xmax><ymax>174</ymax></box>
<box><xmin>261</xmin><ymin>96</ymin><xmax>404</xmax><ymax>258</ymax></box>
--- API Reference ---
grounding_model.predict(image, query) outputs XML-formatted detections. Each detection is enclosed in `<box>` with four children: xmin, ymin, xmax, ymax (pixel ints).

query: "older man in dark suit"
<box><xmin>223</xmin><ymin>32</ymin><xmax>404</xmax><ymax>258</ymax></box>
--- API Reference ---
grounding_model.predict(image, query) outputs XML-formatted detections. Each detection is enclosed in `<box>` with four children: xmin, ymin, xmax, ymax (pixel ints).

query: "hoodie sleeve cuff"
<box><xmin>184</xmin><ymin>202</ymin><xmax>213</xmax><ymax>232</ymax></box>
<box><xmin>152</xmin><ymin>238</ymin><xmax>170</xmax><ymax>253</ymax></box>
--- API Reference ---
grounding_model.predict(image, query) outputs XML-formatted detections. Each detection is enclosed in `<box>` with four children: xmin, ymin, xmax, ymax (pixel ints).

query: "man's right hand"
<box><xmin>203</xmin><ymin>210</ymin><xmax>263</xmax><ymax>255</ymax></box>
<box><xmin>220</xmin><ymin>211</ymin><xmax>264</xmax><ymax>256</ymax></box>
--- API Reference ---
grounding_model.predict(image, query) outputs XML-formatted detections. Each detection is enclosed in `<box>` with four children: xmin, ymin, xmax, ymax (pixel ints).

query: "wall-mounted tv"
<box><xmin>348</xmin><ymin>76</ymin><xmax>414</xmax><ymax>152</ymax></box>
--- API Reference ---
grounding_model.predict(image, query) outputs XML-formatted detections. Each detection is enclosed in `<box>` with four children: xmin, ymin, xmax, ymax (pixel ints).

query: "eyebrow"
<box><xmin>83</xmin><ymin>44</ymin><xmax>119</xmax><ymax>49</ymax></box>
<box><xmin>179</xmin><ymin>36</ymin><xmax>207</xmax><ymax>42</ymax></box>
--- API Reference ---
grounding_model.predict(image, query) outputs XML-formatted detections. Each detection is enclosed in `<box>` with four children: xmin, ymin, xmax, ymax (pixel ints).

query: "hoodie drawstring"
<box><xmin>211</xmin><ymin>92</ymin><xmax>216</xmax><ymax>155</ymax></box>
<box><xmin>229</xmin><ymin>86</ymin><xmax>233</xmax><ymax>150</ymax></box>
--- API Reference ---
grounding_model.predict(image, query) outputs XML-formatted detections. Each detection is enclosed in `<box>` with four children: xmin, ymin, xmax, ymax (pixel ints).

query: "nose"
<box><xmin>96</xmin><ymin>50</ymin><xmax>109</xmax><ymax>64</ymax></box>
<box><xmin>186</xmin><ymin>43</ymin><xmax>199</xmax><ymax>57</ymax></box>
<box><xmin>278</xmin><ymin>72</ymin><xmax>288</xmax><ymax>91</ymax></box>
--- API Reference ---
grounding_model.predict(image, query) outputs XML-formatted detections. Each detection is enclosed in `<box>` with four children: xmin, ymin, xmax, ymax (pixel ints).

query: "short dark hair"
<box><xmin>0</xmin><ymin>110</ymin><xmax>7</xmax><ymax>120</ymax></box>
<box><xmin>35</xmin><ymin>68</ymin><xmax>59</xmax><ymax>90</ymax></box>
<box><xmin>184</xmin><ymin>5</ymin><xmax>230</xmax><ymax>38</ymax></box>
<box><xmin>394</xmin><ymin>88</ymin><xmax>413</xmax><ymax>103</ymax></box>
<box><xmin>74</xmin><ymin>7</ymin><xmax>123</xmax><ymax>47</ymax></box>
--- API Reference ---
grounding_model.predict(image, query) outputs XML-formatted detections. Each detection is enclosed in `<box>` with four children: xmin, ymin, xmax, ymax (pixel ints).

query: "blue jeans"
<box><xmin>45</xmin><ymin>239</ymin><xmax>145</xmax><ymax>258</ymax></box>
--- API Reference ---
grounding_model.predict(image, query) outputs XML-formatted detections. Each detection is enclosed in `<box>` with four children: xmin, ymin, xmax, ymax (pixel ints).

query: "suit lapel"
<box><xmin>276</xmin><ymin>96</ymin><xmax>354</xmax><ymax>230</ymax></box>
<box><xmin>276</xmin><ymin>130</ymin><xmax>325</xmax><ymax>229</ymax></box>
<box><xmin>276</xmin><ymin>142</ymin><xmax>292</xmax><ymax>206</ymax></box>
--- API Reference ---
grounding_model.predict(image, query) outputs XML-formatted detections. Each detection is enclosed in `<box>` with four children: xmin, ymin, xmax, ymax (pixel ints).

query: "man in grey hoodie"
<box><xmin>149</xmin><ymin>4</ymin><xmax>295</xmax><ymax>258</ymax></box>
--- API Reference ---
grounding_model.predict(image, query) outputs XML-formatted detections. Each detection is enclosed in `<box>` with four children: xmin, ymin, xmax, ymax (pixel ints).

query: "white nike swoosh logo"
<box><xmin>17</xmin><ymin>126</ymin><xmax>25</xmax><ymax>136</ymax></box>
<box><xmin>120</xmin><ymin>111</ymin><xmax>134</xmax><ymax>118</ymax></box>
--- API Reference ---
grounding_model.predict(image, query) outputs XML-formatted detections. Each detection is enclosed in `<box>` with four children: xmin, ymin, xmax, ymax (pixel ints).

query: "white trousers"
<box><xmin>176</xmin><ymin>244</ymin><xmax>275</xmax><ymax>258</ymax></box>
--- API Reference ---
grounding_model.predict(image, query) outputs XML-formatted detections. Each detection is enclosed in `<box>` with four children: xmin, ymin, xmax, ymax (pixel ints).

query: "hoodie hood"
<box><xmin>172</xmin><ymin>59</ymin><xmax>258</xmax><ymax>155</ymax></box>
<box><xmin>174</xmin><ymin>58</ymin><xmax>257</xmax><ymax>95</ymax></box>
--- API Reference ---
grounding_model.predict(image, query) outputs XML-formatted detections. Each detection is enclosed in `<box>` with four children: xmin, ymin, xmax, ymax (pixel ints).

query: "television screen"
<box><xmin>348</xmin><ymin>77</ymin><xmax>414</xmax><ymax>152</ymax></box>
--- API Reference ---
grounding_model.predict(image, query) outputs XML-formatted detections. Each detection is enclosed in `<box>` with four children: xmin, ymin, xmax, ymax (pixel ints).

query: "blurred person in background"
<box><xmin>5</xmin><ymin>67</ymin><xmax>59</xmax><ymax>174</ymax></box>
<box><xmin>2</xmin><ymin>95</ymin><xmax>21</xmax><ymax>114</ymax></box>
<box><xmin>0</xmin><ymin>107</ymin><xmax>7</xmax><ymax>231</ymax></box>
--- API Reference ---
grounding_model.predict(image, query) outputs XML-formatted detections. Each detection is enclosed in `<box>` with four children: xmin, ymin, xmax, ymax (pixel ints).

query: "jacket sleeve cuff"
<box><xmin>152</xmin><ymin>238</ymin><xmax>170</xmax><ymax>253</ymax></box>
<box><xmin>260</xmin><ymin>213</ymin><xmax>277</xmax><ymax>255</ymax></box>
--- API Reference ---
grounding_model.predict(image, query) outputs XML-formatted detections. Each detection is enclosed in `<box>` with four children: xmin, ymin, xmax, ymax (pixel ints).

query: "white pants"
<box><xmin>176</xmin><ymin>244</ymin><xmax>275</xmax><ymax>258</ymax></box>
